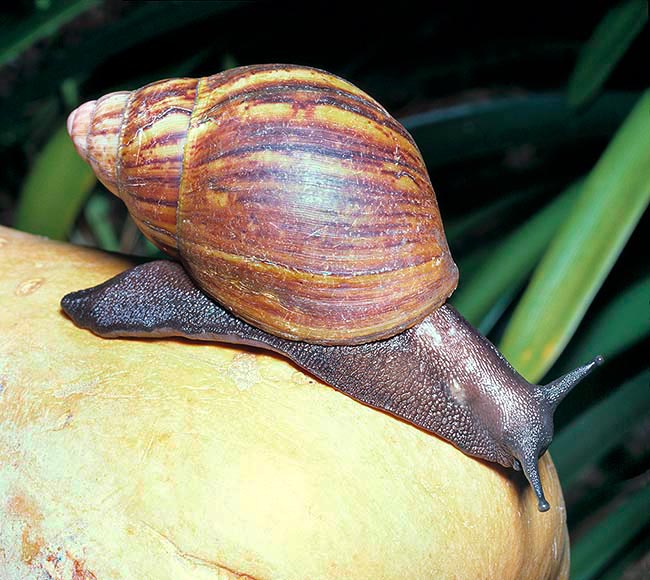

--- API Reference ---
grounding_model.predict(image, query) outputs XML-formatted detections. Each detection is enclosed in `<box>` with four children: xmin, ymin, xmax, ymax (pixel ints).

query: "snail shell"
<box><xmin>67</xmin><ymin>64</ymin><xmax>458</xmax><ymax>345</ymax></box>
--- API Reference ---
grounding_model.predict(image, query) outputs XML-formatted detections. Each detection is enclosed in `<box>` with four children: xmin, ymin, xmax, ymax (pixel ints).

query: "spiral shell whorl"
<box><xmin>67</xmin><ymin>92</ymin><xmax>128</xmax><ymax>200</ymax></box>
<box><xmin>67</xmin><ymin>80</ymin><xmax>197</xmax><ymax>257</ymax></box>
<box><xmin>115</xmin><ymin>79</ymin><xmax>197</xmax><ymax>256</ymax></box>
<box><xmin>69</xmin><ymin>64</ymin><xmax>459</xmax><ymax>345</ymax></box>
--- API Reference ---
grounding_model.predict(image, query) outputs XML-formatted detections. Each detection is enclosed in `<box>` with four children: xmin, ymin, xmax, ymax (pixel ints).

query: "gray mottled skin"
<box><xmin>61</xmin><ymin>260</ymin><xmax>603</xmax><ymax>512</ymax></box>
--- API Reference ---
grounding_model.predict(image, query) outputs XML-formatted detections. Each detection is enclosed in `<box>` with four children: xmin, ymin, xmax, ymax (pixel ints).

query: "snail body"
<box><xmin>63</xmin><ymin>64</ymin><xmax>602</xmax><ymax>512</ymax></box>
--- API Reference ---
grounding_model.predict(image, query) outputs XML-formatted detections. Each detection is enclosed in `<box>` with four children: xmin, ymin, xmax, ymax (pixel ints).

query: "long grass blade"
<box><xmin>0</xmin><ymin>1</ymin><xmax>247</xmax><ymax>148</ymax></box>
<box><xmin>444</xmin><ymin>189</ymin><xmax>538</xmax><ymax>244</ymax></box>
<box><xmin>555</xmin><ymin>275</ymin><xmax>650</xmax><ymax>375</ymax></box>
<box><xmin>0</xmin><ymin>0</ymin><xmax>99</xmax><ymax>67</ymax></box>
<box><xmin>596</xmin><ymin>532</ymin><xmax>650</xmax><ymax>580</ymax></box>
<box><xmin>401</xmin><ymin>92</ymin><xmax>638</xmax><ymax>168</ymax></box>
<box><xmin>499</xmin><ymin>91</ymin><xmax>650</xmax><ymax>382</ymax></box>
<box><xmin>567</xmin><ymin>0</ymin><xmax>648</xmax><ymax>107</ymax></box>
<box><xmin>451</xmin><ymin>180</ymin><xmax>582</xmax><ymax>326</ymax></box>
<box><xmin>570</xmin><ymin>483</ymin><xmax>650</xmax><ymax>580</ymax></box>
<box><xmin>15</xmin><ymin>125</ymin><xmax>96</xmax><ymax>239</ymax></box>
<box><xmin>551</xmin><ymin>370</ymin><xmax>650</xmax><ymax>489</ymax></box>
<box><xmin>84</xmin><ymin>194</ymin><xmax>119</xmax><ymax>252</ymax></box>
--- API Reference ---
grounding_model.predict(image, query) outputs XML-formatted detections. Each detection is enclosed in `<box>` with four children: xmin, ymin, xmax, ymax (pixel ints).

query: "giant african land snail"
<box><xmin>61</xmin><ymin>64</ymin><xmax>602</xmax><ymax>512</ymax></box>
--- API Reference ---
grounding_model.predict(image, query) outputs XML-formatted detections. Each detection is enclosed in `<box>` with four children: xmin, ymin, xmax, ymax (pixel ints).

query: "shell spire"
<box><xmin>66</xmin><ymin>79</ymin><xmax>199</xmax><ymax>257</ymax></box>
<box><xmin>67</xmin><ymin>93</ymin><xmax>129</xmax><ymax>198</ymax></box>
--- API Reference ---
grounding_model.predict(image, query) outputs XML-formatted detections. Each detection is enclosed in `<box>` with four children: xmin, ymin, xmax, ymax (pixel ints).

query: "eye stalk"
<box><xmin>543</xmin><ymin>355</ymin><xmax>605</xmax><ymax>410</ymax></box>
<box><xmin>505</xmin><ymin>354</ymin><xmax>605</xmax><ymax>512</ymax></box>
<box><xmin>506</xmin><ymin>424</ymin><xmax>554</xmax><ymax>512</ymax></box>
<box><xmin>521</xmin><ymin>454</ymin><xmax>551</xmax><ymax>512</ymax></box>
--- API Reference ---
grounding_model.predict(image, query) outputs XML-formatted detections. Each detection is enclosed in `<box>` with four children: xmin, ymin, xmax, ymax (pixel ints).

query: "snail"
<box><xmin>61</xmin><ymin>63</ymin><xmax>602</xmax><ymax>512</ymax></box>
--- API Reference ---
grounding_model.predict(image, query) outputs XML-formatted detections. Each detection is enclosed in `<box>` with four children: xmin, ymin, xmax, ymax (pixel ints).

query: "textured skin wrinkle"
<box><xmin>60</xmin><ymin>260</ymin><xmax>603</xmax><ymax>512</ymax></box>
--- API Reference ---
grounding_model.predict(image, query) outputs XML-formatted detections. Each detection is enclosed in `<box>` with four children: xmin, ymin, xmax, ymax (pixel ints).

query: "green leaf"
<box><xmin>568</xmin><ymin>0</ymin><xmax>648</xmax><ymax>107</ymax></box>
<box><xmin>401</xmin><ymin>92</ymin><xmax>639</xmax><ymax>168</ymax></box>
<box><xmin>555</xmin><ymin>275</ymin><xmax>650</xmax><ymax>375</ymax></box>
<box><xmin>499</xmin><ymin>91</ymin><xmax>650</xmax><ymax>382</ymax></box>
<box><xmin>0</xmin><ymin>1</ymin><xmax>247</xmax><ymax>147</ymax></box>
<box><xmin>445</xmin><ymin>188</ymin><xmax>541</xmax><ymax>244</ymax></box>
<box><xmin>0</xmin><ymin>0</ymin><xmax>99</xmax><ymax>67</ymax></box>
<box><xmin>551</xmin><ymin>370</ymin><xmax>650</xmax><ymax>489</ymax></box>
<box><xmin>84</xmin><ymin>193</ymin><xmax>120</xmax><ymax>252</ymax></box>
<box><xmin>570</xmin><ymin>483</ymin><xmax>650</xmax><ymax>580</ymax></box>
<box><xmin>597</xmin><ymin>532</ymin><xmax>650</xmax><ymax>580</ymax></box>
<box><xmin>451</xmin><ymin>180</ymin><xmax>582</xmax><ymax>327</ymax></box>
<box><xmin>15</xmin><ymin>125</ymin><xmax>96</xmax><ymax>239</ymax></box>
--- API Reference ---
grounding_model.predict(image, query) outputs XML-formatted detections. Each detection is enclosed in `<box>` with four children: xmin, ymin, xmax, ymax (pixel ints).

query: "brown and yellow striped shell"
<box><xmin>67</xmin><ymin>64</ymin><xmax>458</xmax><ymax>345</ymax></box>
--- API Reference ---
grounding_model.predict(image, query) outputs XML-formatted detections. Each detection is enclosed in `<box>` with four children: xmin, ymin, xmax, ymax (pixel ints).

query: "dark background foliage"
<box><xmin>1</xmin><ymin>2</ymin><xmax>648</xmax><ymax>578</ymax></box>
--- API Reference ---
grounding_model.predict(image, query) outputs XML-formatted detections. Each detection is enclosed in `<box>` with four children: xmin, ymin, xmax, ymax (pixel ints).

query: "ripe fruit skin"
<box><xmin>0</xmin><ymin>226</ymin><xmax>568</xmax><ymax>579</ymax></box>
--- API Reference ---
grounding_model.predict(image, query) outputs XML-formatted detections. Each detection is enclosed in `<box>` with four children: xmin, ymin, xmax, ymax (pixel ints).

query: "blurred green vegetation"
<box><xmin>1</xmin><ymin>1</ymin><xmax>648</xmax><ymax>577</ymax></box>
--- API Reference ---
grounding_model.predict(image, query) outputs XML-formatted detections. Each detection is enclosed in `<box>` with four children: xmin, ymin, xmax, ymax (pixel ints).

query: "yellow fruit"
<box><xmin>0</xmin><ymin>226</ymin><xmax>568</xmax><ymax>579</ymax></box>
